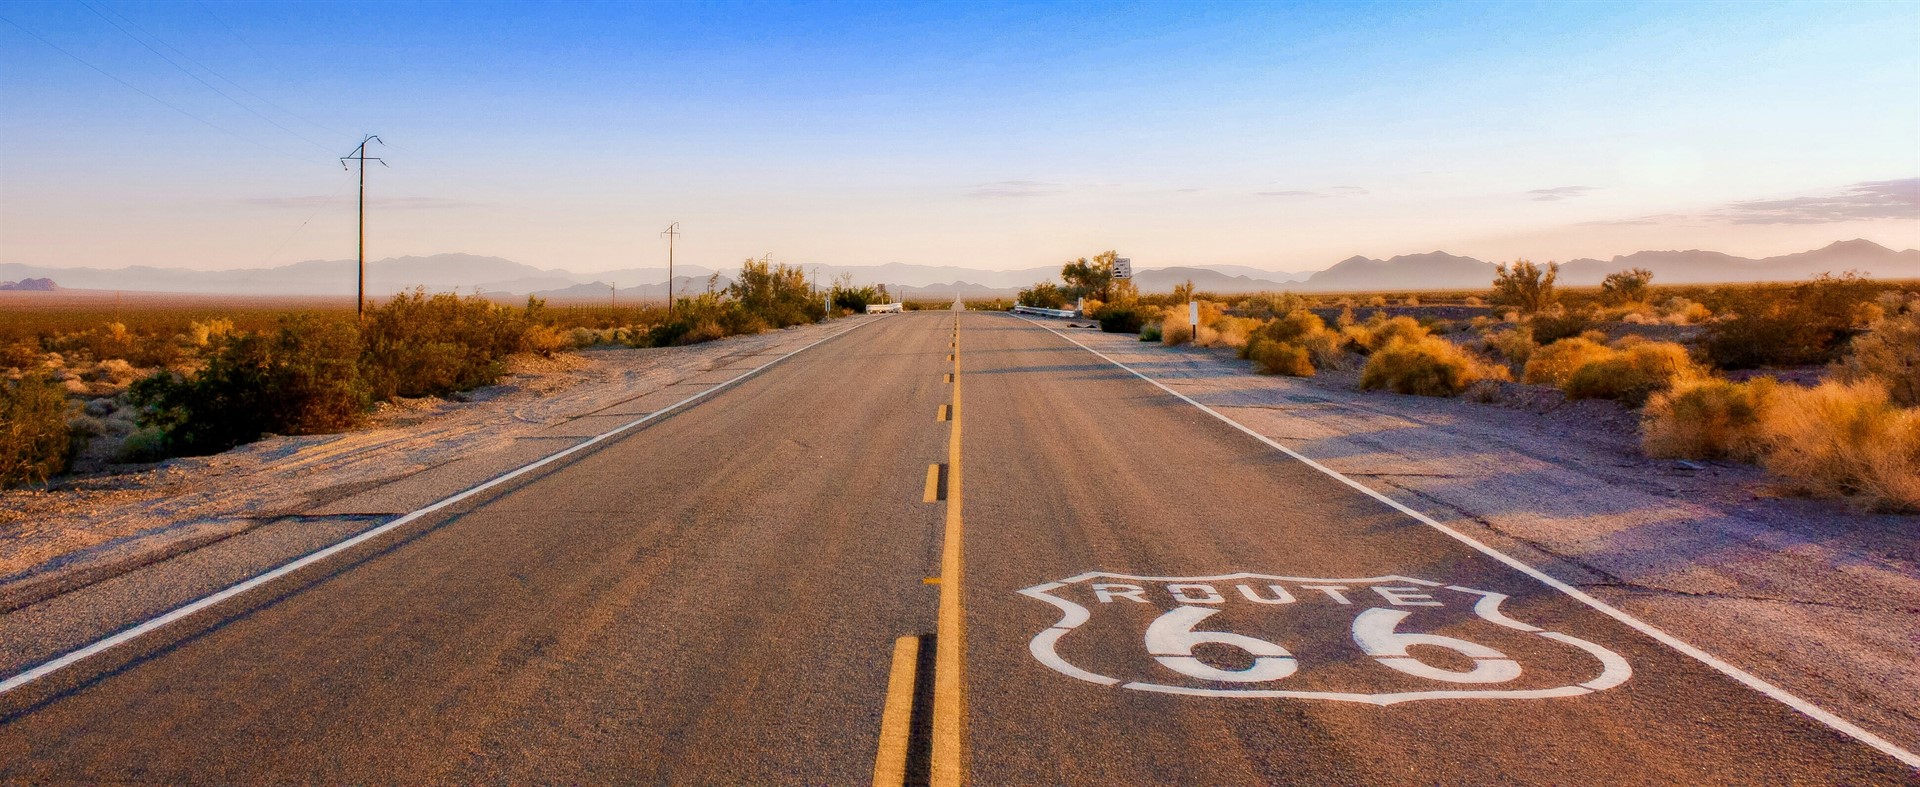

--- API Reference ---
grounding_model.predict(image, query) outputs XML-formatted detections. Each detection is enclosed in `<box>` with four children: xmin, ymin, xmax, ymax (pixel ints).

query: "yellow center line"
<box><xmin>932</xmin><ymin>318</ymin><xmax>967</xmax><ymax>786</ymax></box>
<box><xmin>871</xmin><ymin>635</ymin><xmax>922</xmax><ymax>786</ymax></box>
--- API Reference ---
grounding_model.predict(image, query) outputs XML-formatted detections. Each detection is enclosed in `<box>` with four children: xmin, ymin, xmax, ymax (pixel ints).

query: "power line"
<box><xmin>255</xmin><ymin>185</ymin><xmax>351</xmax><ymax>269</ymax></box>
<box><xmin>0</xmin><ymin>13</ymin><xmax>315</xmax><ymax>164</ymax></box>
<box><xmin>191</xmin><ymin>1</ymin><xmax>355</xmax><ymax>140</ymax></box>
<box><xmin>193</xmin><ymin>0</ymin><xmax>270</xmax><ymax>70</ymax></box>
<box><xmin>78</xmin><ymin>0</ymin><xmax>335</xmax><ymax>155</ymax></box>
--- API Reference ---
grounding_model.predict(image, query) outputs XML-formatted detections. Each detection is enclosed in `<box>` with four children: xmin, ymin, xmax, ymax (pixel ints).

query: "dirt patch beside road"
<box><xmin>0</xmin><ymin>317</ymin><xmax>878</xmax><ymax>611</ymax></box>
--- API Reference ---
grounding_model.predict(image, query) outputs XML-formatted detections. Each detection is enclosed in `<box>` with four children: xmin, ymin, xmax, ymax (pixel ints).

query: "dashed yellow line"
<box><xmin>937</xmin><ymin>404</ymin><xmax>951</xmax><ymax>422</ymax></box>
<box><xmin>923</xmin><ymin>463</ymin><xmax>942</xmax><ymax>503</ymax></box>
<box><xmin>932</xmin><ymin>319</ymin><xmax>967</xmax><ymax>786</ymax></box>
<box><xmin>871</xmin><ymin>635</ymin><xmax>922</xmax><ymax>787</ymax></box>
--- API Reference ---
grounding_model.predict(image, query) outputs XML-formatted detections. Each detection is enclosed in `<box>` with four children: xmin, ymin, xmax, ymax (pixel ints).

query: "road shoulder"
<box><xmin>1035</xmin><ymin>315</ymin><xmax>1920</xmax><ymax>759</ymax></box>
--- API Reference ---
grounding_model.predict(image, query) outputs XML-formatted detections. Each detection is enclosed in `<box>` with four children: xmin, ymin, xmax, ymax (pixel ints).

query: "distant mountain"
<box><xmin>500</xmin><ymin>275</ymin><xmax>734</xmax><ymax>303</ymax></box>
<box><xmin>1299</xmin><ymin>252</ymin><xmax>1494</xmax><ymax>291</ymax></box>
<box><xmin>1200</xmin><ymin>264</ymin><xmax>1314</xmax><ymax>282</ymax></box>
<box><xmin>4</xmin><ymin>241</ymin><xmax>1911</xmax><ymax>298</ymax></box>
<box><xmin>0</xmin><ymin>253</ymin><xmax>572</xmax><ymax>296</ymax></box>
<box><xmin>1559</xmin><ymin>239</ymin><xmax>1920</xmax><ymax>285</ymax></box>
<box><xmin>1131</xmin><ymin>266</ymin><xmax>1300</xmax><ymax>293</ymax></box>
<box><xmin>1293</xmin><ymin>240</ymin><xmax>1917</xmax><ymax>292</ymax></box>
<box><xmin>0</xmin><ymin>277</ymin><xmax>59</xmax><ymax>291</ymax></box>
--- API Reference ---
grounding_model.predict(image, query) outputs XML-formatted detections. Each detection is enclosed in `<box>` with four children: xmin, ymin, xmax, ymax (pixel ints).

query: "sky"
<box><xmin>2</xmin><ymin>0</ymin><xmax>1917</xmax><ymax>275</ymax></box>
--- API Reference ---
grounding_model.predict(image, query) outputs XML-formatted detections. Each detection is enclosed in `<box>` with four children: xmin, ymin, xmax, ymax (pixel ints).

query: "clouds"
<box><xmin>1717</xmin><ymin>178</ymin><xmax>1919</xmax><ymax>224</ymax></box>
<box><xmin>1580</xmin><ymin>178</ymin><xmax>1919</xmax><ymax>228</ymax></box>
<box><xmin>1254</xmin><ymin>186</ymin><xmax>1369</xmax><ymax>198</ymax></box>
<box><xmin>1576</xmin><ymin>214</ymin><xmax>1688</xmax><ymax>227</ymax></box>
<box><xmin>242</xmin><ymin>196</ymin><xmax>477</xmax><ymax>210</ymax></box>
<box><xmin>1528</xmin><ymin>186</ymin><xmax>1598</xmax><ymax>202</ymax></box>
<box><xmin>964</xmin><ymin>180</ymin><xmax>1063</xmax><ymax>199</ymax></box>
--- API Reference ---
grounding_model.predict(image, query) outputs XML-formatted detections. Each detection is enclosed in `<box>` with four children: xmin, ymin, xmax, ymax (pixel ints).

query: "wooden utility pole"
<box><xmin>340</xmin><ymin>135</ymin><xmax>386</xmax><ymax>320</ymax></box>
<box><xmin>661</xmin><ymin>222</ymin><xmax>681</xmax><ymax>316</ymax></box>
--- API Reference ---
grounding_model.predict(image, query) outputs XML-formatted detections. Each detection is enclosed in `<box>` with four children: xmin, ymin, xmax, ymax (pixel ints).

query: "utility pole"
<box><xmin>340</xmin><ymin>135</ymin><xmax>386</xmax><ymax>320</ymax></box>
<box><xmin>660</xmin><ymin>222</ymin><xmax>681</xmax><ymax>316</ymax></box>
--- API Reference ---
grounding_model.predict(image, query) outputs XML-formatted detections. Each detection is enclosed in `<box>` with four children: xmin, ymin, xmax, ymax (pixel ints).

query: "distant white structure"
<box><xmin>866</xmin><ymin>302</ymin><xmax>904</xmax><ymax>313</ymax></box>
<box><xmin>1010</xmin><ymin>304</ymin><xmax>1077</xmax><ymax>318</ymax></box>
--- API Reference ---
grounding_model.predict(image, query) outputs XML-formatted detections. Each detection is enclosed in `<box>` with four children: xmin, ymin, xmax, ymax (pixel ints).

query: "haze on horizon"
<box><xmin>2</xmin><ymin>1</ymin><xmax>1916</xmax><ymax>276</ymax></box>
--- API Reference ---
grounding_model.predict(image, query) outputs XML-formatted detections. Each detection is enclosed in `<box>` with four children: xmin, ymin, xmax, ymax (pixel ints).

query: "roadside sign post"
<box><xmin>1189</xmin><ymin>300</ymin><xmax>1199</xmax><ymax>341</ymax></box>
<box><xmin>1114</xmin><ymin>257</ymin><xmax>1132</xmax><ymax>280</ymax></box>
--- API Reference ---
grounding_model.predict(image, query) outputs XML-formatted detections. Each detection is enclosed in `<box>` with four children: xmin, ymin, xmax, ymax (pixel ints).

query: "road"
<box><xmin>0</xmin><ymin>311</ymin><xmax>1910</xmax><ymax>784</ymax></box>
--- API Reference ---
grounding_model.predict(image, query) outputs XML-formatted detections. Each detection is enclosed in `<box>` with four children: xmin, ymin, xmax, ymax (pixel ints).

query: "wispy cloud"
<box><xmin>965</xmin><ymin>180</ymin><xmax>1062</xmax><ymax>199</ymax></box>
<box><xmin>1576</xmin><ymin>178</ymin><xmax>1918</xmax><ymax>228</ymax></box>
<box><xmin>1255</xmin><ymin>186</ymin><xmax>1368</xmax><ymax>198</ymax></box>
<box><xmin>1716</xmin><ymin>178</ymin><xmax>1919</xmax><ymax>224</ymax></box>
<box><xmin>1575</xmin><ymin>213</ymin><xmax>1688</xmax><ymax>227</ymax></box>
<box><xmin>242</xmin><ymin>195</ymin><xmax>477</xmax><ymax>210</ymax></box>
<box><xmin>1528</xmin><ymin>186</ymin><xmax>1598</xmax><ymax>202</ymax></box>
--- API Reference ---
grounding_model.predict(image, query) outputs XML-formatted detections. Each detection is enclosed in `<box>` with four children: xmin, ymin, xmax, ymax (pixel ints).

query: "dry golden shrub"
<box><xmin>1522</xmin><ymin>337</ymin><xmax>1615</xmax><ymax>387</ymax></box>
<box><xmin>1641</xmin><ymin>378</ymin><xmax>1776</xmax><ymax>462</ymax></box>
<box><xmin>1832</xmin><ymin>308</ymin><xmax>1919</xmax><ymax>406</ymax></box>
<box><xmin>1760</xmin><ymin>380</ymin><xmax>1920</xmax><ymax>512</ymax></box>
<box><xmin>1360</xmin><ymin>336</ymin><xmax>1506</xmax><ymax>396</ymax></box>
<box><xmin>1248</xmin><ymin>340</ymin><xmax>1314</xmax><ymax>376</ymax></box>
<box><xmin>1344</xmin><ymin>314</ymin><xmax>1429</xmax><ymax>354</ymax></box>
<box><xmin>1207</xmin><ymin>316</ymin><xmax>1264</xmax><ymax>349</ymax></box>
<box><xmin>1484</xmin><ymin>326</ymin><xmax>1537</xmax><ymax>368</ymax></box>
<box><xmin>1158</xmin><ymin>302</ymin><xmax>1226</xmax><ymax>347</ymax></box>
<box><xmin>1565</xmin><ymin>341</ymin><xmax>1703</xmax><ymax>406</ymax></box>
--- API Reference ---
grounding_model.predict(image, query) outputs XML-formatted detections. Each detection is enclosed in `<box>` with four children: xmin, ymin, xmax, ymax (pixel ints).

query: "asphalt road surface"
<box><xmin>0</xmin><ymin>312</ymin><xmax>1910</xmax><ymax>784</ymax></box>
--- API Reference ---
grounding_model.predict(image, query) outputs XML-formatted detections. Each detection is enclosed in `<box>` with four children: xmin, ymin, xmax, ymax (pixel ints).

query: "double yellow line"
<box><xmin>874</xmin><ymin>318</ymin><xmax>968</xmax><ymax>787</ymax></box>
<box><xmin>932</xmin><ymin>319</ymin><xmax>966</xmax><ymax>786</ymax></box>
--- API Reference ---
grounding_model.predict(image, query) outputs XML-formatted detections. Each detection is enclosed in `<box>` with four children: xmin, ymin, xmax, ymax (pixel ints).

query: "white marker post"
<box><xmin>1188</xmin><ymin>300</ymin><xmax>1199</xmax><ymax>341</ymax></box>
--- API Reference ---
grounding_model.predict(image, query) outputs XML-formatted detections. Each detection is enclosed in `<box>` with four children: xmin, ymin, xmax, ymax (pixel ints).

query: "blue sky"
<box><xmin>2</xmin><ymin>0</ymin><xmax>1916</xmax><ymax>273</ymax></box>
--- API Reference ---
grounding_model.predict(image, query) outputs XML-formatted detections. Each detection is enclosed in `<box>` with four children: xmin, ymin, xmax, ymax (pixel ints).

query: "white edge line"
<box><xmin>0</xmin><ymin>316</ymin><xmax>886</xmax><ymax>698</ymax></box>
<box><xmin>1015</xmin><ymin>314</ymin><xmax>1920</xmax><ymax>770</ymax></box>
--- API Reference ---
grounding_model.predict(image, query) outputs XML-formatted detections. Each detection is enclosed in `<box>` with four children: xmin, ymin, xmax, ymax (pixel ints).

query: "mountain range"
<box><xmin>2</xmin><ymin>241</ymin><xmax>1912</xmax><ymax>300</ymax></box>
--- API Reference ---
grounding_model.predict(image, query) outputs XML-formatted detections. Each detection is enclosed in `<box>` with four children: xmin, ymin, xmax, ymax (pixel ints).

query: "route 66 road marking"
<box><xmin>1020</xmin><ymin>572</ymin><xmax>1632</xmax><ymax>706</ymax></box>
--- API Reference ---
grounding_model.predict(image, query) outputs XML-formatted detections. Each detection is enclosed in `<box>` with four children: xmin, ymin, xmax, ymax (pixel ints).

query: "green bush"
<box><xmin>1491</xmin><ymin>259</ymin><xmax>1559</xmax><ymax>315</ymax></box>
<box><xmin>1017</xmin><ymin>282</ymin><xmax>1069</xmax><ymax>309</ymax></box>
<box><xmin>1833</xmin><ymin>306</ymin><xmax>1920</xmax><ymax>406</ymax></box>
<box><xmin>128</xmin><ymin>317</ymin><xmax>366</xmax><ymax>457</ymax></box>
<box><xmin>1</xmin><ymin>373</ymin><xmax>73</xmax><ymax>488</ymax></box>
<box><xmin>359</xmin><ymin>290</ymin><xmax>530</xmax><ymax>401</ymax></box>
<box><xmin>1601</xmin><ymin>268</ymin><xmax>1654</xmax><ymax>305</ymax></box>
<box><xmin>729</xmin><ymin>258</ymin><xmax>821</xmax><ymax>328</ymax></box>
<box><xmin>1703</xmin><ymin>272</ymin><xmax>1881</xmax><ymax>369</ymax></box>
<box><xmin>1528</xmin><ymin>307</ymin><xmax>1597</xmax><ymax>345</ymax></box>
<box><xmin>1091</xmin><ymin>303</ymin><xmax>1152</xmax><ymax>334</ymax></box>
